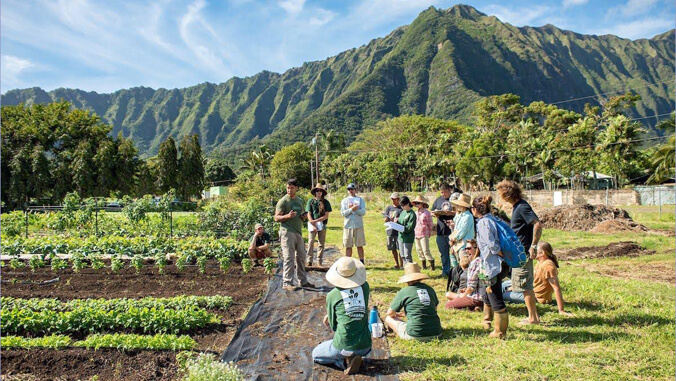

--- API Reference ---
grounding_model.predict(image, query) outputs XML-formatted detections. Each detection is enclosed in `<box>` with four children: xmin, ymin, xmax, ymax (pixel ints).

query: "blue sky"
<box><xmin>1</xmin><ymin>0</ymin><xmax>674</xmax><ymax>94</ymax></box>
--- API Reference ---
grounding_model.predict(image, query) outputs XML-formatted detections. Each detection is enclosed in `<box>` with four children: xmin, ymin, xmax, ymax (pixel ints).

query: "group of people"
<box><xmin>258</xmin><ymin>177</ymin><xmax>571</xmax><ymax>373</ymax></box>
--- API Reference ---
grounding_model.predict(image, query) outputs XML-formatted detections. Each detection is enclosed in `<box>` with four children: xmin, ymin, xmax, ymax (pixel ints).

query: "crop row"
<box><xmin>1</xmin><ymin>235</ymin><xmax>249</xmax><ymax>259</ymax></box>
<box><xmin>1</xmin><ymin>305</ymin><xmax>219</xmax><ymax>336</ymax></box>
<box><xmin>1</xmin><ymin>295</ymin><xmax>233</xmax><ymax>313</ymax></box>
<box><xmin>1</xmin><ymin>333</ymin><xmax>197</xmax><ymax>351</ymax></box>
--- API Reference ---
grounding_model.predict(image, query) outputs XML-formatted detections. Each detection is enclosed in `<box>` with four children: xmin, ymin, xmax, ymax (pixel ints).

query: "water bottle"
<box><xmin>368</xmin><ymin>306</ymin><xmax>378</xmax><ymax>332</ymax></box>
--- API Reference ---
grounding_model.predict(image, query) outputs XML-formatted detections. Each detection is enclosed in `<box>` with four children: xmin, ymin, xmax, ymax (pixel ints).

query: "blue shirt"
<box><xmin>340</xmin><ymin>196</ymin><xmax>366</xmax><ymax>229</ymax></box>
<box><xmin>450</xmin><ymin>210</ymin><xmax>475</xmax><ymax>251</ymax></box>
<box><xmin>476</xmin><ymin>214</ymin><xmax>503</xmax><ymax>279</ymax></box>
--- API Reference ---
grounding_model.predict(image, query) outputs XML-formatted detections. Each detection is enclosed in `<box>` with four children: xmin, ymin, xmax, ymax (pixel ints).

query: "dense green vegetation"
<box><xmin>1</xmin><ymin>296</ymin><xmax>233</xmax><ymax>312</ymax></box>
<box><xmin>1</xmin><ymin>334</ymin><xmax>198</xmax><ymax>351</ymax></box>
<box><xmin>2</xmin><ymin>5</ymin><xmax>673</xmax><ymax>159</ymax></box>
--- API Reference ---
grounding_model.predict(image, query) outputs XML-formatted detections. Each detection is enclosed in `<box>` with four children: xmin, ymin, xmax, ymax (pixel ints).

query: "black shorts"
<box><xmin>387</xmin><ymin>235</ymin><xmax>398</xmax><ymax>251</ymax></box>
<box><xmin>482</xmin><ymin>273</ymin><xmax>506</xmax><ymax>311</ymax></box>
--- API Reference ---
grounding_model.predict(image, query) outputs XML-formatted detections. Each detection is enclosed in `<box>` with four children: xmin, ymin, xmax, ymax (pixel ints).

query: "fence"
<box><xmin>634</xmin><ymin>185</ymin><xmax>676</xmax><ymax>206</ymax></box>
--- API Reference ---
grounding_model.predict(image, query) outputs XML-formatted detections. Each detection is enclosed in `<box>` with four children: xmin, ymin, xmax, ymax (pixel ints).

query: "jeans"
<box><xmin>398</xmin><ymin>241</ymin><xmax>414</xmax><ymax>264</ymax></box>
<box><xmin>501</xmin><ymin>279</ymin><xmax>525</xmax><ymax>303</ymax></box>
<box><xmin>312</xmin><ymin>340</ymin><xmax>371</xmax><ymax>370</ymax></box>
<box><xmin>436</xmin><ymin>235</ymin><xmax>451</xmax><ymax>276</ymax></box>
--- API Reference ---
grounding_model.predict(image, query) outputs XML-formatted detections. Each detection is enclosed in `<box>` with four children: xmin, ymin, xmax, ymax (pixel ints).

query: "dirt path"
<box><xmin>221</xmin><ymin>248</ymin><xmax>398</xmax><ymax>380</ymax></box>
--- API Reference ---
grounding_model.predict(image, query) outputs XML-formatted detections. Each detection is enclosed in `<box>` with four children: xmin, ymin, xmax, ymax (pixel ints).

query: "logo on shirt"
<box><xmin>416</xmin><ymin>289</ymin><xmax>431</xmax><ymax>306</ymax></box>
<box><xmin>340</xmin><ymin>287</ymin><xmax>366</xmax><ymax>320</ymax></box>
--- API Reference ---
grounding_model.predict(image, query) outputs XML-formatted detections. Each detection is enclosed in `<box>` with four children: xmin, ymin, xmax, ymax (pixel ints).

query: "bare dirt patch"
<box><xmin>0</xmin><ymin>349</ymin><xmax>179</xmax><ymax>381</ymax></box>
<box><xmin>584</xmin><ymin>260</ymin><xmax>675</xmax><ymax>284</ymax></box>
<box><xmin>590</xmin><ymin>219</ymin><xmax>650</xmax><ymax>234</ymax></box>
<box><xmin>556</xmin><ymin>241</ymin><xmax>655</xmax><ymax>261</ymax></box>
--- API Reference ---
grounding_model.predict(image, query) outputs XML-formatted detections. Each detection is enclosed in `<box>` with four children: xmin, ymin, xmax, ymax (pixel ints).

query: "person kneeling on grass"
<box><xmin>445</xmin><ymin>239</ymin><xmax>484</xmax><ymax>311</ymax></box>
<box><xmin>313</xmin><ymin>256</ymin><xmax>371</xmax><ymax>375</ymax></box>
<box><xmin>502</xmin><ymin>242</ymin><xmax>573</xmax><ymax>316</ymax></box>
<box><xmin>384</xmin><ymin>263</ymin><xmax>443</xmax><ymax>341</ymax></box>
<box><xmin>248</xmin><ymin>223</ymin><xmax>273</xmax><ymax>266</ymax></box>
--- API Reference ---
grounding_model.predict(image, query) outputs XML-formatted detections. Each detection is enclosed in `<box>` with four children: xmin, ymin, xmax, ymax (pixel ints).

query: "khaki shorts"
<box><xmin>343</xmin><ymin>227</ymin><xmax>366</xmax><ymax>248</ymax></box>
<box><xmin>511</xmin><ymin>259</ymin><xmax>534</xmax><ymax>292</ymax></box>
<box><xmin>393</xmin><ymin>321</ymin><xmax>440</xmax><ymax>342</ymax></box>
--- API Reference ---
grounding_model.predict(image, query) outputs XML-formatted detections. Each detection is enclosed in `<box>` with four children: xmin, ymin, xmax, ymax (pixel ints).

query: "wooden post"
<box><xmin>25</xmin><ymin>209</ymin><xmax>29</xmax><ymax>238</ymax></box>
<box><xmin>315</xmin><ymin>132</ymin><xmax>320</xmax><ymax>183</ymax></box>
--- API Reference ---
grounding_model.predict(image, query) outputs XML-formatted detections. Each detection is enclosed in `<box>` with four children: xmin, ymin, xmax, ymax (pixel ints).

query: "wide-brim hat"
<box><xmin>451</xmin><ymin>193</ymin><xmax>471</xmax><ymax>208</ymax></box>
<box><xmin>412</xmin><ymin>195</ymin><xmax>429</xmax><ymax>208</ymax></box>
<box><xmin>398</xmin><ymin>263</ymin><xmax>430</xmax><ymax>283</ymax></box>
<box><xmin>390</xmin><ymin>192</ymin><xmax>400</xmax><ymax>199</ymax></box>
<box><xmin>326</xmin><ymin>256</ymin><xmax>366</xmax><ymax>288</ymax></box>
<box><xmin>311</xmin><ymin>183</ymin><xmax>327</xmax><ymax>196</ymax></box>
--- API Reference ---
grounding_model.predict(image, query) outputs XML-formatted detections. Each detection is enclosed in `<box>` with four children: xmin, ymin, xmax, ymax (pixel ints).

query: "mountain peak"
<box><xmin>446</xmin><ymin>4</ymin><xmax>487</xmax><ymax>20</ymax></box>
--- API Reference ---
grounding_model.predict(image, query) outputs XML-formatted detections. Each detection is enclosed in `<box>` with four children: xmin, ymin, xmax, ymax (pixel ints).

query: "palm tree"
<box><xmin>648</xmin><ymin>135</ymin><xmax>675</xmax><ymax>184</ymax></box>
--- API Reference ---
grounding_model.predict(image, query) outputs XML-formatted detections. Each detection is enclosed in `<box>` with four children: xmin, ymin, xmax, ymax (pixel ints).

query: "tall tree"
<box><xmin>178</xmin><ymin>134</ymin><xmax>205</xmax><ymax>200</ymax></box>
<box><xmin>156</xmin><ymin>137</ymin><xmax>179</xmax><ymax>194</ymax></box>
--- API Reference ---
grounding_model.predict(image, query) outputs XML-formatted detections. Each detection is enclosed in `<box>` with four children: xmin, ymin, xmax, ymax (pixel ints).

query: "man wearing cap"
<box><xmin>313</xmin><ymin>256</ymin><xmax>371</xmax><ymax>375</ymax></box>
<box><xmin>431</xmin><ymin>183</ymin><xmax>456</xmax><ymax>277</ymax></box>
<box><xmin>340</xmin><ymin>183</ymin><xmax>367</xmax><ymax>264</ymax></box>
<box><xmin>248</xmin><ymin>223</ymin><xmax>273</xmax><ymax>266</ymax></box>
<box><xmin>306</xmin><ymin>183</ymin><xmax>332</xmax><ymax>267</ymax></box>
<box><xmin>384</xmin><ymin>263</ymin><xmax>443</xmax><ymax>341</ymax></box>
<box><xmin>383</xmin><ymin>192</ymin><xmax>403</xmax><ymax>269</ymax></box>
<box><xmin>274</xmin><ymin>178</ymin><xmax>314</xmax><ymax>291</ymax></box>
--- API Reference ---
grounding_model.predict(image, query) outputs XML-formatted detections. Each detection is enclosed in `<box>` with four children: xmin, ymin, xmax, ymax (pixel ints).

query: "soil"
<box><xmin>555</xmin><ymin>241</ymin><xmax>655</xmax><ymax>261</ymax></box>
<box><xmin>1</xmin><ymin>261</ymin><xmax>270</xmax><ymax>380</ymax></box>
<box><xmin>0</xmin><ymin>349</ymin><xmax>179</xmax><ymax>381</ymax></box>
<box><xmin>539</xmin><ymin>204</ymin><xmax>636</xmax><ymax>231</ymax></box>
<box><xmin>584</xmin><ymin>259</ymin><xmax>675</xmax><ymax>284</ymax></box>
<box><xmin>590</xmin><ymin>219</ymin><xmax>650</xmax><ymax>234</ymax></box>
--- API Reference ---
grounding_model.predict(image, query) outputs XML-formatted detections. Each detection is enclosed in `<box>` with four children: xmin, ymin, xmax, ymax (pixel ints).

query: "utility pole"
<box><xmin>315</xmin><ymin>132</ymin><xmax>320</xmax><ymax>184</ymax></box>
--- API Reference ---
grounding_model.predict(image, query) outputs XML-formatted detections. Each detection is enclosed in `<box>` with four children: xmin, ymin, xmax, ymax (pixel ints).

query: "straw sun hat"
<box><xmin>451</xmin><ymin>193</ymin><xmax>471</xmax><ymax>209</ymax></box>
<box><xmin>311</xmin><ymin>183</ymin><xmax>327</xmax><ymax>196</ymax></box>
<box><xmin>397</xmin><ymin>263</ymin><xmax>430</xmax><ymax>284</ymax></box>
<box><xmin>326</xmin><ymin>256</ymin><xmax>367</xmax><ymax>288</ymax></box>
<box><xmin>412</xmin><ymin>195</ymin><xmax>429</xmax><ymax>208</ymax></box>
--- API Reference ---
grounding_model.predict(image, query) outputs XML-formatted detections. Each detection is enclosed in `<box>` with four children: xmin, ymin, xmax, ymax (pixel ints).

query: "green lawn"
<box><xmin>321</xmin><ymin>210</ymin><xmax>675</xmax><ymax>380</ymax></box>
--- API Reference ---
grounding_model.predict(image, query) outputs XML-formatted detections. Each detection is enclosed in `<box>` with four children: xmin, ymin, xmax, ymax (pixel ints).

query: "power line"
<box><xmin>549</xmin><ymin>77</ymin><xmax>674</xmax><ymax>106</ymax></box>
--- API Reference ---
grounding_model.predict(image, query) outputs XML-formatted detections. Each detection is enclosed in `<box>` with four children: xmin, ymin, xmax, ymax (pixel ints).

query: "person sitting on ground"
<box><xmin>448</xmin><ymin>193</ymin><xmax>475</xmax><ymax>267</ymax></box>
<box><xmin>313</xmin><ymin>256</ymin><xmax>371</xmax><ymax>375</ymax></box>
<box><xmin>472</xmin><ymin>196</ymin><xmax>509</xmax><ymax>339</ymax></box>
<box><xmin>383</xmin><ymin>192</ymin><xmax>403</xmax><ymax>270</ymax></box>
<box><xmin>413</xmin><ymin>195</ymin><xmax>435</xmax><ymax>270</ymax></box>
<box><xmin>396</xmin><ymin>196</ymin><xmax>417</xmax><ymax>265</ymax></box>
<box><xmin>306</xmin><ymin>183</ymin><xmax>332</xmax><ymax>267</ymax></box>
<box><xmin>502</xmin><ymin>242</ymin><xmax>573</xmax><ymax>316</ymax></box>
<box><xmin>248</xmin><ymin>223</ymin><xmax>272</xmax><ymax>266</ymax></box>
<box><xmin>384</xmin><ymin>263</ymin><xmax>443</xmax><ymax>341</ymax></box>
<box><xmin>445</xmin><ymin>239</ymin><xmax>484</xmax><ymax>311</ymax></box>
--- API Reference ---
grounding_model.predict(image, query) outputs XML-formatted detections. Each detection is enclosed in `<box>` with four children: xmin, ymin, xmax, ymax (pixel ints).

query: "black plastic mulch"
<box><xmin>222</xmin><ymin>248</ymin><xmax>399</xmax><ymax>380</ymax></box>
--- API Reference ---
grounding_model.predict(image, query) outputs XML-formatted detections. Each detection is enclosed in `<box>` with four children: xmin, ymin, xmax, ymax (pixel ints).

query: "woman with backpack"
<box><xmin>471</xmin><ymin>196</ymin><xmax>509</xmax><ymax>339</ymax></box>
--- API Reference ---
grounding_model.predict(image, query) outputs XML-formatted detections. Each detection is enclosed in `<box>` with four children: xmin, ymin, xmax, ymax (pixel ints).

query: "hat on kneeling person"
<box><xmin>326</xmin><ymin>257</ymin><xmax>366</xmax><ymax>288</ymax></box>
<box><xmin>398</xmin><ymin>263</ymin><xmax>430</xmax><ymax>284</ymax></box>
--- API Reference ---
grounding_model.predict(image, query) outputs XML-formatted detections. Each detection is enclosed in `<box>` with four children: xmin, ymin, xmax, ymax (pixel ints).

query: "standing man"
<box><xmin>274</xmin><ymin>179</ymin><xmax>315</xmax><ymax>291</ymax></box>
<box><xmin>306</xmin><ymin>183</ymin><xmax>332</xmax><ymax>267</ymax></box>
<box><xmin>383</xmin><ymin>193</ymin><xmax>403</xmax><ymax>270</ymax></box>
<box><xmin>431</xmin><ymin>184</ymin><xmax>454</xmax><ymax>277</ymax></box>
<box><xmin>497</xmin><ymin>180</ymin><xmax>542</xmax><ymax>325</ymax></box>
<box><xmin>248</xmin><ymin>223</ymin><xmax>273</xmax><ymax>266</ymax></box>
<box><xmin>340</xmin><ymin>183</ymin><xmax>367</xmax><ymax>264</ymax></box>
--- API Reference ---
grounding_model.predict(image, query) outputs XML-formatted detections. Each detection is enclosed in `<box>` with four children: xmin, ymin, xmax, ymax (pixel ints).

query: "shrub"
<box><xmin>183</xmin><ymin>354</ymin><xmax>244</xmax><ymax>381</ymax></box>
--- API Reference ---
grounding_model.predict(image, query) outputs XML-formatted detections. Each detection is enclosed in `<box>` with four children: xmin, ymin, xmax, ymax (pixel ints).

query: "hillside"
<box><xmin>2</xmin><ymin>4</ymin><xmax>674</xmax><ymax>158</ymax></box>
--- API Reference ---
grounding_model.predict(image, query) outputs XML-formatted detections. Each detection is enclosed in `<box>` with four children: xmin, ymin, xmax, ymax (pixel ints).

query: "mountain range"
<box><xmin>2</xmin><ymin>4</ymin><xmax>674</xmax><ymax>159</ymax></box>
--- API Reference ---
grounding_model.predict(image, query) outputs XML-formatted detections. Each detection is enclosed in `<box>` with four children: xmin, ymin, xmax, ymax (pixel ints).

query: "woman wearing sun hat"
<box><xmin>384</xmin><ymin>263</ymin><xmax>443</xmax><ymax>341</ymax></box>
<box><xmin>306</xmin><ymin>183</ymin><xmax>332</xmax><ymax>267</ymax></box>
<box><xmin>449</xmin><ymin>193</ymin><xmax>475</xmax><ymax>263</ymax></box>
<box><xmin>413</xmin><ymin>195</ymin><xmax>435</xmax><ymax>270</ymax></box>
<box><xmin>313</xmin><ymin>256</ymin><xmax>371</xmax><ymax>375</ymax></box>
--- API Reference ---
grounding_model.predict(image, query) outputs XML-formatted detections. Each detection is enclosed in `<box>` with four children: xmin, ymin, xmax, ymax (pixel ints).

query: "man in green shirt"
<box><xmin>306</xmin><ymin>183</ymin><xmax>332</xmax><ymax>267</ymax></box>
<box><xmin>313</xmin><ymin>256</ymin><xmax>371</xmax><ymax>375</ymax></box>
<box><xmin>396</xmin><ymin>196</ymin><xmax>417</xmax><ymax>265</ymax></box>
<box><xmin>385</xmin><ymin>263</ymin><xmax>443</xmax><ymax>341</ymax></box>
<box><xmin>274</xmin><ymin>179</ymin><xmax>314</xmax><ymax>291</ymax></box>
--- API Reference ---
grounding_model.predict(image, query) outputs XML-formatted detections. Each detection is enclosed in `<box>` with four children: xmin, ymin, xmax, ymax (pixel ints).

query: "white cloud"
<box><xmin>309</xmin><ymin>9</ymin><xmax>336</xmax><ymax>27</ymax></box>
<box><xmin>1</xmin><ymin>55</ymin><xmax>37</xmax><ymax>88</ymax></box>
<box><xmin>592</xmin><ymin>16</ymin><xmax>674</xmax><ymax>39</ymax></box>
<box><xmin>483</xmin><ymin>4</ymin><xmax>553</xmax><ymax>26</ymax></box>
<box><xmin>612</xmin><ymin>0</ymin><xmax>660</xmax><ymax>17</ymax></box>
<box><xmin>350</xmin><ymin>0</ymin><xmax>442</xmax><ymax>28</ymax></box>
<box><xmin>562</xmin><ymin>0</ymin><xmax>588</xmax><ymax>8</ymax></box>
<box><xmin>278</xmin><ymin>0</ymin><xmax>306</xmax><ymax>15</ymax></box>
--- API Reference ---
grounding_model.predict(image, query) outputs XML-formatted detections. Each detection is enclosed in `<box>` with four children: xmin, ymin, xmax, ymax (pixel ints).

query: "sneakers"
<box><xmin>344</xmin><ymin>355</ymin><xmax>363</xmax><ymax>375</ymax></box>
<box><xmin>301</xmin><ymin>282</ymin><xmax>316</xmax><ymax>288</ymax></box>
<box><xmin>282</xmin><ymin>284</ymin><xmax>299</xmax><ymax>291</ymax></box>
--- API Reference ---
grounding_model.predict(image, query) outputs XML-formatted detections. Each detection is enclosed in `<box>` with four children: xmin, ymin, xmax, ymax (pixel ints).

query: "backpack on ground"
<box><xmin>486</xmin><ymin>214</ymin><xmax>527</xmax><ymax>269</ymax></box>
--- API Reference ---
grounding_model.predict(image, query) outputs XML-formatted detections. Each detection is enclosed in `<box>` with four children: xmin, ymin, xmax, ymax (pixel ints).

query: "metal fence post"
<box><xmin>95</xmin><ymin>208</ymin><xmax>99</xmax><ymax>236</ymax></box>
<box><xmin>658</xmin><ymin>186</ymin><xmax>662</xmax><ymax>219</ymax></box>
<box><xmin>605</xmin><ymin>187</ymin><xmax>609</xmax><ymax>206</ymax></box>
<box><xmin>170</xmin><ymin>209</ymin><xmax>173</xmax><ymax>238</ymax></box>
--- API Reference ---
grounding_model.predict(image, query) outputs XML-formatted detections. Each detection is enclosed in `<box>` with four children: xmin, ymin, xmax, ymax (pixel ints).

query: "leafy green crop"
<box><xmin>241</xmin><ymin>258</ymin><xmax>252</xmax><ymax>274</ymax></box>
<box><xmin>1</xmin><ymin>335</ymin><xmax>72</xmax><ymax>349</ymax></box>
<box><xmin>263</xmin><ymin>257</ymin><xmax>276</xmax><ymax>275</ymax></box>
<box><xmin>1</xmin><ymin>333</ymin><xmax>197</xmax><ymax>351</ymax></box>
<box><xmin>1</xmin><ymin>295</ymin><xmax>233</xmax><ymax>313</ymax></box>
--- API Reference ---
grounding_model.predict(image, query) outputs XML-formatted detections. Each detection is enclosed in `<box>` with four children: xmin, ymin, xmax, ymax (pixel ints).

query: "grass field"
<box><xmin>320</xmin><ymin>204</ymin><xmax>675</xmax><ymax>380</ymax></box>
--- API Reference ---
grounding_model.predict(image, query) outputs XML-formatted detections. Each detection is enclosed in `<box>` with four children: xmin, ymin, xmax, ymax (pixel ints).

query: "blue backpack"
<box><xmin>486</xmin><ymin>214</ymin><xmax>528</xmax><ymax>269</ymax></box>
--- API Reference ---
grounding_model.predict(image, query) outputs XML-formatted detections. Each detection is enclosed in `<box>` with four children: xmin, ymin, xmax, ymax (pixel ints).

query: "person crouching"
<box><xmin>312</xmin><ymin>257</ymin><xmax>371</xmax><ymax>375</ymax></box>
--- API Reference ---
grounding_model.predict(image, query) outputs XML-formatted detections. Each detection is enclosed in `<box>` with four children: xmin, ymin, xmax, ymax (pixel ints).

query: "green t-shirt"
<box><xmin>326</xmin><ymin>282</ymin><xmax>372</xmax><ymax>351</ymax></box>
<box><xmin>390</xmin><ymin>282</ymin><xmax>442</xmax><ymax>338</ymax></box>
<box><xmin>305</xmin><ymin>198</ymin><xmax>332</xmax><ymax>225</ymax></box>
<box><xmin>275</xmin><ymin>195</ymin><xmax>305</xmax><ymax>234</ymax></box>
<box><xmin>397</xmin><ymin>209</ymin><xmax>417</xmax><ymax>243</ymax></box>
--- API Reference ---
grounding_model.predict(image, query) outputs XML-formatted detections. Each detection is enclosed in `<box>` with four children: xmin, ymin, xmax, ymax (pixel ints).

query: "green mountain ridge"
<box><xmin>2</xmin><ymin>4</ymin><xmax>674</xmax><ymax>158</ymax></box>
